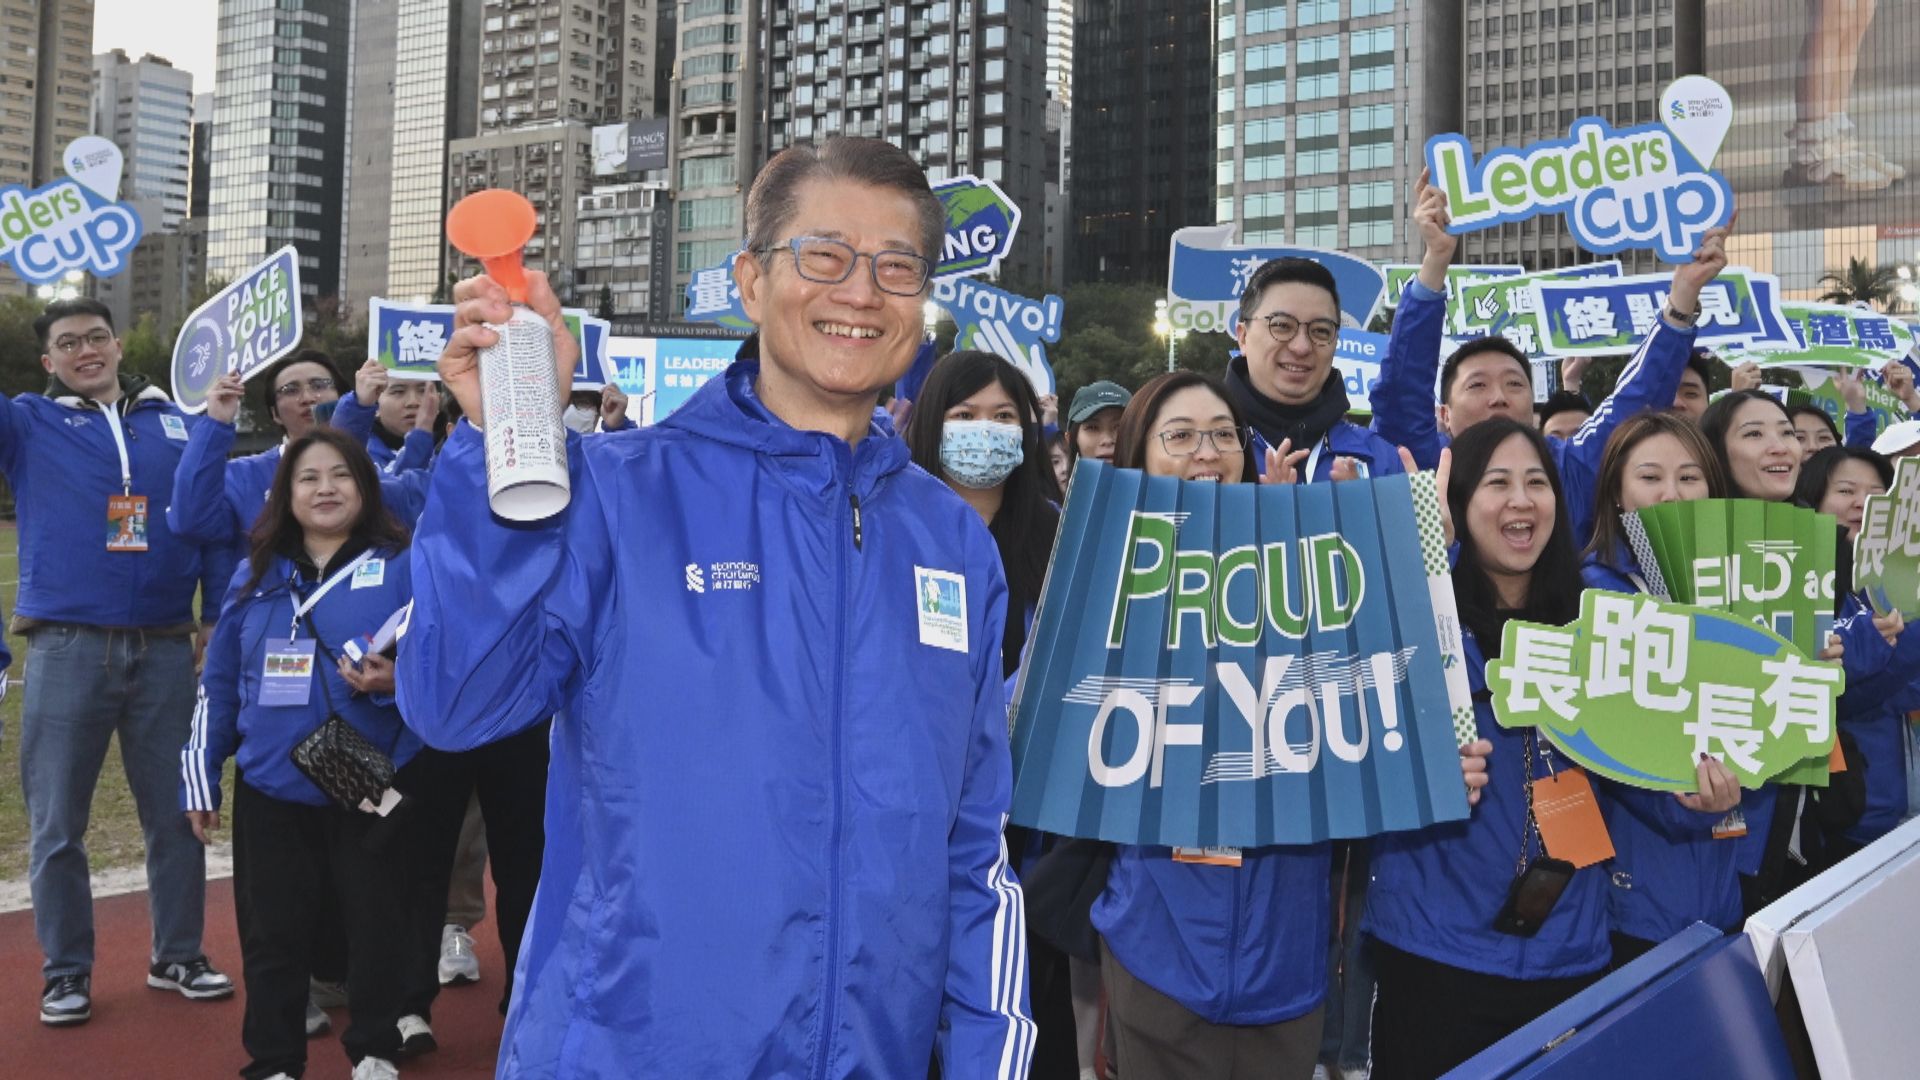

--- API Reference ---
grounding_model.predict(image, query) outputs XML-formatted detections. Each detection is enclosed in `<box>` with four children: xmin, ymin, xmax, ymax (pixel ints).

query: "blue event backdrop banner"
<box><xmin>1009</xmin><ymin>462</ymin><xmax>1474</xmax><ymax>848</ymax></box>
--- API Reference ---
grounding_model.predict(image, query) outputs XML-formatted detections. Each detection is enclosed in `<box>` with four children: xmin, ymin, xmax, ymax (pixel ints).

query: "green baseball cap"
<box><xmin>1068</xmin><ymin>381</ymin><xmax>1131</xmax><ymax>424</ymax></box>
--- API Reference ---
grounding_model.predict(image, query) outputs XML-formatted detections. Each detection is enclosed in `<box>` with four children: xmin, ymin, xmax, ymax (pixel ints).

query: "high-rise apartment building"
<box><xmin>1214</xmin><ymin>0</ymin><xmax>1458</xmax><ymax>267</ymax></box>
<box><xmin>1046</xmin><ymin>0</ymin><xmax>1073</xmax><ymax>108</ymax></box>
<box><xmin>669</xmin><ymin>0</ymin><xmax>757</xmax><ymax>313</ymax></box>
<box><xmin>1705</xmin><ymin>0</ymin><xmax>1916</xmax><ymax>297</ymax></box>
<box><xmin>760</xmin><ymin>0</ymin><xmax>1052</xmax><ymax>285</ymax></box>
<box><xmin>191</xmin><ymin>93</ymin><xmax>213</xmax><ymax>219</ymax></box>
<box><xmin>1461</xmin><ymin>0</ymin><xmax>1700</xmax><ymax>274</ymax></box>
<box><xmin>207</xmin><ymin>0</ymin><xmax>353</xmax><ymax>302</ymax></box>
<box><xmin>342</xmin><ymin>0</ymin><xmax>482</xmax><ymax>306</ymax></box>
<box><xmin>1</xmin><ymin>0</ymin><xmax>94</xmax><ymax>294</ymax></box>
<box><xmin>1069</xmin><ymin>1</ymin><xmax>1213</xmax><ymax>285</ymax></box>
<box><xmin>449</xmin><ymin>0</ymin><xmax>661</xmax><ymax>298</ymax></box>
<box><xmin>91</xmin><ymin>50</ymin><xmax>196</xmax><ymax>234</ymax></box>
<box><xmin>576</xmin><ymin>181</ymin><xmax>669</xmax><ymax>317</ymax></box>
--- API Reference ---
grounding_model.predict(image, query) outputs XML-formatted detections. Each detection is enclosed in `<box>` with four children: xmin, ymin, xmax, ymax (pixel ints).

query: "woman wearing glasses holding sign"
<box><xmin>1084</xmin><ymin>371</ymin><xmax>1490</xmax><ymax>1079</ymax></box>
<box><xmin>180</xmin><ymin>428</ymin><xmax>426</xmax><ymax>1080</ymax></box>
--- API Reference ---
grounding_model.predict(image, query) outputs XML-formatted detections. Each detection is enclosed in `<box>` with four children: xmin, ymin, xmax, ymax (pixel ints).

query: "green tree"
<box><xmin>597</xmin><ymin>283</ymin><xmax>616</xmax><ymax>321</ymax></box>
<box><xmin>0</xmin><ymin>293</ymin><xmax>50</xmax><ymax>398</ymax></box>
<box><xmin>1817</xmin><ymin>257</ymin><xmax>1900</xmax><ymax>310</ymax></box>
<box><xmin>117</xmin><ymin>313</ymin><xmax>170</xmax><ymax>387</ymax></box>
<box><xmin>302</xmin><ymin>295</ymin><xmax>370</xmax><ymax>371</ymax></box>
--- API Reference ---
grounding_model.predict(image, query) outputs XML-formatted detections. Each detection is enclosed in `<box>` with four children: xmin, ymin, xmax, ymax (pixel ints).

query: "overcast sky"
<box><xmin>92</xmin><ymin>0</ymin><xmax>219</xmax><ymax>98</ymax></box>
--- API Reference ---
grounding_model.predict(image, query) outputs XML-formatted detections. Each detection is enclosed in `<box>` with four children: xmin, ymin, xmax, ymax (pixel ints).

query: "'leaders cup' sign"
<box><xmin>1008</xmin><ymin>462</ymin><xmax>1474</xmax><ymax>848</ymax></box>
<box><xmin>171</xmin><ymin>246</ymin><xmax>303</xmax><ymax>414</ymax></box>
<box><xmin>1427</xmin><ymin>78</ymin><xmax>1736</xmax><ymax>263</ymax></box>
<box><xmin>0</xmin><ymin>136</ymin><xmax>144</xmax><ymax>285</ymax></box>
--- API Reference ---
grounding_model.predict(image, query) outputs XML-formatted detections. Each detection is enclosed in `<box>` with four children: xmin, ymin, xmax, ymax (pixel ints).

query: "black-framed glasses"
<box><xmin>50</xmin><ymin>330</ymin><xmax>116</xmax><ymax>356</ymax></box>
<box><xmin>1262</xmin><ymin>312</ymin><xmax>1340</xmax><ymax>349</ymax></box>
<box><xmin>761</xmin><ymin>236</ymin><xmax>933</xmax><ymax>296</ymax></box>
<box><xmin>274</xmin><ymin>377</ymin><xmax>336</xmax><ymax>399</ymax></box>
<box><xmin>1156</xmin><ymin>427</ymin><xmax>1247</xmax><ymax>457</ymax></box>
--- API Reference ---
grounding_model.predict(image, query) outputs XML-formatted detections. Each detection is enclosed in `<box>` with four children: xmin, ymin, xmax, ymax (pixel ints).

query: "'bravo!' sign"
<box><xmin>171</xmin><ymin>246</ymin><xmax>304</xmax><ymax>414</ymax></box>
<box><xmin>1427</xmin><ymin>78</ymin><xmax>1736</xmax><ymax>263</ymax></box>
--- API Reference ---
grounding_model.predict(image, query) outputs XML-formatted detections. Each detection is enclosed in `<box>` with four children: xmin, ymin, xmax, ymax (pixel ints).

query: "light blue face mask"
<box><xmin>940</xmin><ymin>420</ymin><xmax>1025</xmax><ymax>490</ymax></box>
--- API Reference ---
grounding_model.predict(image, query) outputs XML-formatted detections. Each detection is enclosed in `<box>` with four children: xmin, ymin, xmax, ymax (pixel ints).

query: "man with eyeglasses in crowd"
<box><xmin>10</xmin><ymin>298</ymin><xmax>236</xmax><ymax>1028</ymax></box>
<box><xmin>1225</xmin><ymin>257</ymin><xmax>1408</xmax><ymax>482</ymax></box>
<box><xmin>399</xmin><ymin>135</ymin><xmax>1033</xmax><ymax>1077</ymax></box>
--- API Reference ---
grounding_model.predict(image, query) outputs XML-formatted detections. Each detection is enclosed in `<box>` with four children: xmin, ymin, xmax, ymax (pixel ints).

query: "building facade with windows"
<box><xmin>2</xmin><ymin>0</ymin><xmax>95</xmax><ymax>295</ymax></box>
<box><xmin>670</xmin><ymin>0</ymin><xmax>757</xmax><ymax>313</ymax></box>
<box><xmin>207</xmin><ymin>0</ymin><xmax>353</xmax><ymax>302</ymax></box>
<box><xmin>91</xmin><ymin>50</ymin><xmax>196</xmax><ymax>234</ymax></box>
<box><xmin>1461</xmin><ymin>0</ymin><xmax>1700</xmax><ymax>274</ymax></box>
<box><xmin>1214</xmin><ymin>0</ymin><xmax>1458</xmax><ymax>267</ymax></box>
<box><xmin>758</xmin><ymin>0</ymin><xmax>1051</xmax><ymax>285</ymax></box>
<box><xmin>1068</xmin><ymin>1</ymin><xmax>1213</xmax><ymax>285</ymax></box>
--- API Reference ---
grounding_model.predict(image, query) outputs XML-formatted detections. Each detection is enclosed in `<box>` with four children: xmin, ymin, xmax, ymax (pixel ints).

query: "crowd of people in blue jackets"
<box><xmin>7</xmin><ymin>135</ymin><xmax>1920</xmax><ymax>1080</ymax></box>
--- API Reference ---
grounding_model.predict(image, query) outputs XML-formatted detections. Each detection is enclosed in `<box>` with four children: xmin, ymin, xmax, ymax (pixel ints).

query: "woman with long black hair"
<box><xmin>1698</xmin><ymin>391</ymin><xmax>1900</xmax><ymax>911</ymax></box>
<box><xmin>1366</xmin><ymin>418</ymin><xmax>1602</xmax><ymax>1078</ymax></box>
<box><xmin>180</xmin><ymin>428</ymin><xmax>424</xmax><ymax>1080</ymax></box>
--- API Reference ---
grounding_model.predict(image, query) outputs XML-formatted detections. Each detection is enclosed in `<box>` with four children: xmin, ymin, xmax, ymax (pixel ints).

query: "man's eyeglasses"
<box><xmin>50</xmin><ymin>330</ymin><xmax>115</xmax><ymax>356</ymax></box>
<box><xmin>274</xmin><ymin>377</ymin><xmax>336</xmax><ymax>400</ymax></box>
<box><xmin>761</xmin><ymin>236</ymin><xmax>933</xmax><ymax>296</ymax></box>
<box><xmin>1261</xmin><ymin>313</ymin><xmax>1340</xmax><ymax>349</ymax></box>
<box><xmin>1156</xmin><ymin>427</ymin><xmax>1247</xmax><ymax>457</ymax></box>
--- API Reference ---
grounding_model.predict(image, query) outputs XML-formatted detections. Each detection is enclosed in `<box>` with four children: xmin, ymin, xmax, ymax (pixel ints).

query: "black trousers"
<box><xmin>400</xmin><ymin>720</ymin><xmax>551</xmax><ymax>1016</ymax></box>
<box><xmin>232</xmin><ymin>776</ymin><xmax>408</xmax><ymax>1079</ymax></box>
<box><xmin>1369</xmin><ymin>941</ymin><xmax>1601</xmax><ymax>1080</ymax></box>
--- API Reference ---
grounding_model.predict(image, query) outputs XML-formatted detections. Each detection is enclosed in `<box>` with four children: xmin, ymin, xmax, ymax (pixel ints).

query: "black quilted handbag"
<box><xmin>290</xmin><ymin>713</ymin><xmax>396</xmax><ymax>811</ymax></box>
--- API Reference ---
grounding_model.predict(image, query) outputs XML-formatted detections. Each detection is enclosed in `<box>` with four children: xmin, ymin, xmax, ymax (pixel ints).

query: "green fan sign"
<box><xmin>1855</xmin><ymin>456</ymin><xmax>1920</xmax><ymax>618</ymax></box>
<box><xmin>1488</xmin><ymin>590</ymin><xmax>1842</xmax><ymax>792</ymax></box>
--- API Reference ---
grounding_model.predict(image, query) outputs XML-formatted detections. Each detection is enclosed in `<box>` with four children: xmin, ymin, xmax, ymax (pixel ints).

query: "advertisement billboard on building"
<box><xmin>1706</xmin><ymin>3</ymin><xmax>1920</xmax><ymax>294</ymax></box>
<box><xmin>591</xmin><ymin>118</ymin><xmax>670</xmax><ymax>177</ymax></box>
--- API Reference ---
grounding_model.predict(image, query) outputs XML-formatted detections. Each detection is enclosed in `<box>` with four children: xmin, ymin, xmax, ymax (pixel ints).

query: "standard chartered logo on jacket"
<box><xmin>685</xmin><ymin>559</ymin><xmax>760</xmax><ymax>594</ymax></box>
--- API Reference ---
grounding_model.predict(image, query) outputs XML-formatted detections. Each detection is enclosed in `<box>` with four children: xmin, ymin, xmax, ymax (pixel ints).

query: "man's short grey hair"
<box><xmin>744</xmin><ymin>137</ymin><xmax>946</xmax><ymax>276</ymax></box>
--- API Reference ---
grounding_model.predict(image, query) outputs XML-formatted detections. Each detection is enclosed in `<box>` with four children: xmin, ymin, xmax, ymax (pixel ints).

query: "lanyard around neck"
<box><xmin>96</xmin><ymin>402</ymin><xmax>132</xmax><ymax>495</ymax></box>
<box><xmin>289</xmin><ymin>549</ymin><xmax>376</xmax><ymax>637</ymax></box>
<box><xmin>1298</xmin><ymin>437</ymin><xmax>1370</xmax><ymax>484</ymax></box>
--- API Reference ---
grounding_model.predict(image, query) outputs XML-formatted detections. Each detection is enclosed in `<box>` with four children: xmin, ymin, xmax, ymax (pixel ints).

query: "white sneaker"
<box><xmin>396</xmin><ymin>1013</ymin><xmax>437</xmax><ymax>1057</ymax></box>
<box><xmin>438</xmin><ymin>924</ymin><xmax>480</xmax><ymax>986</ymax></box>
<box><xmin>305</xmin><ymin>997</ymin><xmax>331</xmax><ymax>1037</ymax></box>
<box><xmin>264</xmin><ymin>1074</ymin><xmax>297</xmax><ymax>1080</ymax></box>
<box><xmin>1313</xmin><ymin>1068</ymin><xmax>1333</xmax><ymax>1080</ymax></box>
<box><xmin>352</xmin><ymin>1057</ymin><xmax>399</xmax><ymax>1080</ymax></box>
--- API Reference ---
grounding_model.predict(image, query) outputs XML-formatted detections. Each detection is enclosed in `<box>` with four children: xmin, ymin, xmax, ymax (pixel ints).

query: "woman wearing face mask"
<box><xmin>1793</xmin><ymin>446</ymin><xmax>1920</xmax><ymax>859</ymax></box>
<box><xmin>180</xmin><ymin>429</ymin><xmax>422</xmax><ymax>1080</ymax></box>
<box><xmin>1579</xmin><ymin>414</ymin><xmax>1744</xmax><ymax>967</ymax></box>
<box><xmin>1086</xmin><ymin>372</ymin><xmax>1488</xmax><ymax>1080</ymax></box>
<box><xmin>902</xmin><ymin>349</ymin><xmax>1076</xmax><ymax>1076</ymax></box>
<box><xmin>1699</xmin><ymin>391</ymin><xmax>1899</xmax><ymax>910</ymax></box>
<box><xmin>1366</xmin><ymin>418</ymin><xmax>1602</xmax><ymax>1079</ymax></box>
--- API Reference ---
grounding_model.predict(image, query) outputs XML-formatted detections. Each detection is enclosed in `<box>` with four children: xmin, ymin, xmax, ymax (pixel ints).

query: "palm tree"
<box><xmin>1816</xmin><ymin>257</ymin><xmax>1900</xmax><ymax>310</ymax></box>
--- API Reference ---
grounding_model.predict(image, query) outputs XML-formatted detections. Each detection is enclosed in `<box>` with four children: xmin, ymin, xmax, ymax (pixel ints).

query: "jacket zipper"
<box><xmin>813</xmin><ymin>478</ymin><xmax>858</xmax><ymax>1078</ymax></box>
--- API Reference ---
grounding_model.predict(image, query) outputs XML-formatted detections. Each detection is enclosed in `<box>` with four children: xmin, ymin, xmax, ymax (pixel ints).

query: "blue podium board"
<box><xmin>1448</xmin><ymin>924</ymin><xmax>1794</xmax><ymax>1079</ymax></box>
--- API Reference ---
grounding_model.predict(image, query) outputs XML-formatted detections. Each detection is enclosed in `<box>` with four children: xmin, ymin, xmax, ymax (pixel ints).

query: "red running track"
<box><xmin>0</xmin><ymin>878</ymin><xmax>507</xmax><ymax>1079</ymax></box>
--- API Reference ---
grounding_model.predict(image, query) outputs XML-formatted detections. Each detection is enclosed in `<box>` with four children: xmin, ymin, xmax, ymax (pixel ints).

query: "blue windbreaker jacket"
<box><xmin>1829</xmin><ymin>590</ymin><xmax>1920</xmax><ymax>846</ymax></box>
<box><xmin>1372</xmin><ymin>279</ymin><xmax>1698</xmax><ymax>547</ymax></box>
<box><xmin>1093</xmin><ymin>843</ymin><xmax>1330</xmax><ymax>1025</ymax></box>
<box><xmin>396</xmin><ymin>362</ymin><xmax>1035</xmax><ymax>1079</ymax></box>
<box><xmin>367</xmin><ymin>424</ymin><xmax>436</xmax><ymax>475</ymax></box>
<box><xmin>1366</xmin><ymin>631</ymin><xmax>1612</xmax><ymax>980</ymax></box>
<box><xmin>0</xmin><ymin>385</ymin><xmax>228</xmax><ymax>627</ymax></box>
<box><xmin>1581</xmin><ymin>555</ymin><xmax>1742</xmax><ymax>940</ymax></box>
<box><xmin>181</xmin><ymin>549</ymin><xmax>419</xmax><ymax>810</ymax></box>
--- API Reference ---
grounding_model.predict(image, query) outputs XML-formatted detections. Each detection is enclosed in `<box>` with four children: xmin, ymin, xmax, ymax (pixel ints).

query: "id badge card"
<box><xmin>1172</xmin><ymin>846</ymin><xmax>1243</xmax><ymax>868</ymax></box>
<box><xmin>1712</xmin><ymin>808</ymin><xmax>1748</xmax><ymax>840</ymax></box>
<box><xmin>261</xmin><ymin>639</ymin><xmax>317</xmax><ymax>707</ymax></box>
<box><xmin>1531</xmin><ymin>768</ymin><xmax>1615</xmax><ymax>869</ymax></box>
<box><xmin>107</xmin><ymin>494</ymin><xmax>149</xmax><ymax>552</ymax></box>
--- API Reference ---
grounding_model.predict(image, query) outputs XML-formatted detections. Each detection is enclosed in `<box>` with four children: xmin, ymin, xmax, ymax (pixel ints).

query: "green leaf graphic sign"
<box><xmin>1487</xmin><ymin>590</ymin><xmax>1843</xmax><ymax>792</ymax></box>
<box><xmin>1855</xmin><ymin>456</ymin><xmax>1920</xmax><ymax>618</ymax></box>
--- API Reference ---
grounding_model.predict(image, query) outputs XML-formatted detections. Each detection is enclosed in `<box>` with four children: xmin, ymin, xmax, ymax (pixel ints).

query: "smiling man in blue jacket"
<box><xmin>397</xmin><ymin>136</ymin><xmax>1034</xmax><ymax>1079</ymax></box>
<box><xmin>10</xmin><ymin>298</ymin><xmax>234</xmax><ymax>1028</ymax></box>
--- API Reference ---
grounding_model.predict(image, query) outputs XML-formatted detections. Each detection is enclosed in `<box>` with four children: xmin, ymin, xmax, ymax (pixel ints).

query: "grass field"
<box><xmin>0</xmin><ymin>525</ymin><xmax>218</xmax><ymax>884</ymax></box>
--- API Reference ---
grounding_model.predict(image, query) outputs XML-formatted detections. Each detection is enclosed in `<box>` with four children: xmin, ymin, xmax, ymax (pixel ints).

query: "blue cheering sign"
<box><xmin>1166</xmin><ymin>225</ymin><xmax>1388</xmax><ymax>334</ymax></box>
<box><xmin>1009</xmin><ymin>462</ymin><xmax>1474</xmax><ymax>847</ymax></box>
<box><xmin>171</xmin><ymin>246</ymin><xmax>303</xmax><ymax>414</ymax></box>
<box><xmin>1427</xmin><ymin>81</ymin><xmax>1737</xmax><ymax>264</ymax></box>
<box><xmin>932</xmin><ymin>174</ymin><xmax>1021</xmax><ymax>279</ymax></box>
<box><xmin>683</xmin><ymin>249</ymin><xmax>754</xmax><ymax>332</ymax></box>
<box><xmin>932</xmin><ymin>275</ymin><xmax>1061</xmax><ymax>396</ymax></box>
